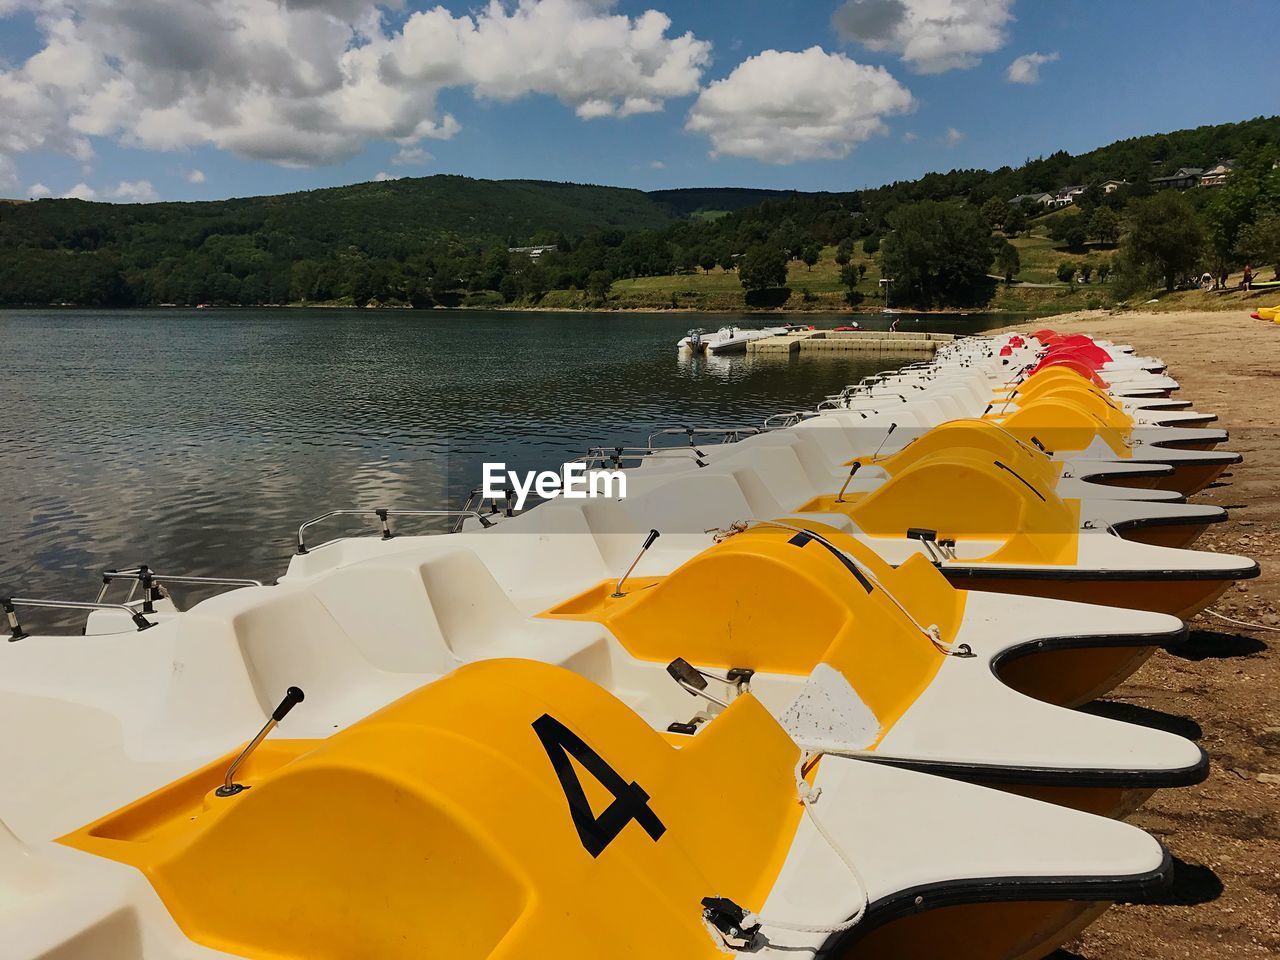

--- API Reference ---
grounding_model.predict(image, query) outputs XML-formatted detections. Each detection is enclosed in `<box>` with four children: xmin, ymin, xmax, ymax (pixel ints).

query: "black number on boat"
<box><xmin>532</xmin><ymin>713</ymin><xmax>666</xmax><ymax>858</ymax></box>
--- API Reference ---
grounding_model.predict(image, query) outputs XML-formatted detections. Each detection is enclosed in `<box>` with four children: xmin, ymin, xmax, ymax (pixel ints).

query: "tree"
<box><xmin>350</xmin><ymin>265</ymin><xmax>374</xmax><ymax>307</ymax></box>
<box><xmin>838</xmin><ymin>263</ymin><xmax>863</xmax><ymax>304</ymax></box>
<box><xmin>586</xmin><ymin>269</ymin><xmax>613</xmax><ymax>302</ymax></box>
<box><xmin>523</xmin><ymin>265</ymin><xmax>549</xmax><ymax>301</ymax></box>
<box><xmin>878</xmin><ymin>201</ymin><xmax>996</xmax><ymax>307</ymax></box>
<box><xmin>857</xmin><ymin>263</ymin><xmax>867</xmax><ymax>281</ymax></box>
<box><xmin>1062</xmin><ymin>220</ymin><xmax>1088</xmax><ymax>251</ymax></box>
<box><xmin>717</xmin><ymin>250</ymin><xmax>737</xmax><ymax>272</ymax></box>
<box><xmin>995</xmin><ymin>242</ymin><xmax>1021</xmax><ymax>284</ymax></box>
<box><xmin>1088</xmin><ymin>206</ymin><xmax>1120</xmax><ymax>246</ymax></box>
<box><xmin>698</xmin><ymin>250</ymin><xmax>718</xmax><ymax>274</ymax></box>
<box><xmin>1056</xmin><ymin>262</ymin><xmax>1078</xmax><ymax>284</ymax></box>
<box><xmin>862</xmin><ymin>234</ymin><xmax>881</xmax><ymax>255</ymax></box>
<box><xmin>1097</xmin><ymin>262</ymin><xmax>1111</xmax><ymax>284</ymax></box>
<box><xmin>1119</xmin><ymin>192</ymin><xmax>1206</xmax><ymax>291</ymax></box>
<box><xmin>738</xmin><ymin>244</ymin><xmax>789</xmax><ymax>292</ymax></box>
<box><xmin>1237</xmin><ymin>214</ymin><xmax>1280</xmax><ymax>277</ymax></box>
<box><xmin>981</xmin><ymin>197</ymin><xmax>1010</xmax><ymax>231</ymax></box>
<box><xmin>801</xmin><ymin>243</ymin><xmax>820</xmax><ymax>271</ymax></box>
<box><xmin>1003</xmin><ymin>205</ymin><xmax>1028</xmax><ymax>236</ymax></box>
<box><xmin>835</xmin><ymin>237</ymin><xmax>854</xmax><ymax>267</ymax></box>
<box><xmin>1079</xmin><ymin>262</ymin><xmax>1094</xmax><ymax>284</ymax></box>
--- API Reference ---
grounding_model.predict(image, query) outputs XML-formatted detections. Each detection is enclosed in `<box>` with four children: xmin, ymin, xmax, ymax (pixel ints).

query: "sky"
<box><xmin>0</xmin><ymin>0</ymin><xmax>1276</xmax><ymax>204</ymax></box>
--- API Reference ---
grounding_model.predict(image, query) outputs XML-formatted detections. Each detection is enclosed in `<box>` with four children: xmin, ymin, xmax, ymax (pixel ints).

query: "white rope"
<box><xmin>1202</xmin><ymin>608</ymin><xmax>1280</xmax><ymax>633</ymax></box>
<box><xmin>737</xmin><ymin>752</ymin><xmax>869</xmax><ymax>938</ymax></box>
<box><xmin>707</xmin><ymin>519</ymin><xmax>971</xmax><ymax>658</ymax></box>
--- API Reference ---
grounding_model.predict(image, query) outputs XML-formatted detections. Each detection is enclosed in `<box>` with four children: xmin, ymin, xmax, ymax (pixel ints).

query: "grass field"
<box><xmin>583</xmin><ymin>232</ymin><xmax>1104</xmax><ymax>314</ymax></box>
<box><xmin>1009</xmin><ymin>210</ymin><xmax>1118</xmax><ymax>284</ymax></box>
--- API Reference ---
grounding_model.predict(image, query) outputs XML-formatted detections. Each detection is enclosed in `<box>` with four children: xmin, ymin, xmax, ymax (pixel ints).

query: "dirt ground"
<box><xmin>995</xmin><ymin>310</ymin><xmax>1280</xmax><ymax>958</ymax></box>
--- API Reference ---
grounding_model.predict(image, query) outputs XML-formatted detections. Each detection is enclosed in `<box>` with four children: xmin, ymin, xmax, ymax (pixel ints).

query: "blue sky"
<box><xmin>0</xmin><ymin>1</ymin><xmax>1275</xmax><ymax>203</ymax></box>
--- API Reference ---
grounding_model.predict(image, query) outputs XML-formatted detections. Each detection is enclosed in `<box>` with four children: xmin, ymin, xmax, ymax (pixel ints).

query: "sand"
<box><xmin>993</xmin><ymin>310</ymin><xmax>1280</xmax><ymax>957</ymax></box>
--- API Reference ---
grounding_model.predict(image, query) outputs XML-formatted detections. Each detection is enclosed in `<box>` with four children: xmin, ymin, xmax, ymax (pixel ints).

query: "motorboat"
<box><xmin>677</xmin><ymin>325</ymin><xmax>787</xmax><ymax>355</ymax></box>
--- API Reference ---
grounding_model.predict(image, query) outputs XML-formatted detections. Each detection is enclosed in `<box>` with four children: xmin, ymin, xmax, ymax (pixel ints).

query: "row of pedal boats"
<box><xmin>1</xmin><ymin>328</ymin><xmax>1259</xmax><ymax>959</ymax></box>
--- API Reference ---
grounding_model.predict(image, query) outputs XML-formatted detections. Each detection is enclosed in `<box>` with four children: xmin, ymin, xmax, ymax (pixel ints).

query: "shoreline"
<box><xmin>1000</xmin><ymin>309</ymin><xmax>1280</xmax><ymax>959</ymax></box>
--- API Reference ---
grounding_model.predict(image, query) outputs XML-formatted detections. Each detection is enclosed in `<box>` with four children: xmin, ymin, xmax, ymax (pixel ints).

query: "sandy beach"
<box><xmin>991</xmin><ymin>310</ymin><xmax>1280</xmax><ymax>957</ymax></box>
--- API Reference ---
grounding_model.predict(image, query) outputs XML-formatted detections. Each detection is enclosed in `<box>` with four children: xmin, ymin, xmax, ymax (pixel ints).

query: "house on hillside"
<box><xmin>1198</xmin><ymin>161</ymin><xmax>1234</xmax><ymax>187</ymax></box>
<box><xmin>1100</xmin><ymin>180</ymin><xmax>1130</xmax><ymax>194</ymax></box>
<box><xmin>1010</xmin><ymin>192</ymin><xmax>1054</xmax><ymax>208</ymax></box>
<box><xmin>508</xmin><ymin>244</ymin><xmax>558</xmax><ymax>261</ymax></box>
<box><xmin>1050</xmin><ymin>185</ymin><xmax>1086</xmax><ymax>208</ymax></box>
<box><xmin>1150</xmin><ymin>167</ymin><xmax>1203</xmax><ymax>190</ymax></box>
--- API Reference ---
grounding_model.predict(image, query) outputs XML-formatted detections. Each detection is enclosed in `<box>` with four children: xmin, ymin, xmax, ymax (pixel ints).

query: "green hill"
<box><xmin>1</xmin><ymin>114</ymin><xmax>1276</xmax><ymax>309</ymax></box>
<box><xmin>648</xmin><ymin>187</ymin><xmax>797</xmax><ymax>218</ymax></box>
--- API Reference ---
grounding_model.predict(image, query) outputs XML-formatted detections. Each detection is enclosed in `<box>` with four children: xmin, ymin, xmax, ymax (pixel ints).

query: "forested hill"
<box><xmin>2</xmin><ymin>175</ymin><xmax>677</xmax><ymax>254</ymax></box>
<box><xmin>648</xmin><ymin>188</ymin><xmax>797</xmax><ymax>218</ymax></box>
<box><xmin>1</xmin><ymin>114</ymin><xmax>1276</xmax><ymax>308</ymax></box>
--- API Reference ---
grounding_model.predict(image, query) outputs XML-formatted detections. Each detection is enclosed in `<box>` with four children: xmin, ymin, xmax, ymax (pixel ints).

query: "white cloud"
<box><xmin>62</xmin><ymin>182</ymin><xmax>97</xmax><ymax>200</ymax></box>
<box><xmin>1006</xmin><ymin>50</ymin><xmax>1058</xmax><ymax>84</ymax></box>
<box><xmin>391</xmin><ymin>145</ymin><xmax>431</xmax><ymax>166</ymax></box>
<box><xmin>373</xmin><ymin>171</ymin><xmax>400</xmax><ymax>181</ymax></box>
<box><xmin>27</xmin><ymin>182</ymin><xmax>52</xmax><ymax>198</ymax></box>
<box><xmin>185</xmin><ymin>168</ymin><xmax>207</xmax><ymax>183</ymax></box>
<box><xmin>0</xmin><ymin>153</ymin><xmax>16</xmax><ymax>190</ymax></box>
<box><xmin>649</xmin><ymin>160</ymin><xmax>665</xmax><ymax>169</ymax></box>
<box><xmin>686</xmin><ymin>46</ymin><xmax>914</xmax><ymax>164</ymax></box>
<box><xmin>902</xmin><ymin>131</ymin><xmax>918</xmax><ymax>143</ymax></box>
<box><xmin>833</xmin><ymin>0</ymin><xmax>1015</xmax><ymax>74</ymax></box>
<box><xmin>109</xmin><ymin>179</ymin><xmax>160</xmax><ymax>202</ymax></box>
<box><xmin>0</xmin><ymin>0</ymin><xmax>711</xmax><ymax>169</ymax></box>
<box><xmin>944</xmin><ymin>126</ymin><xmax>964</xmax><ymax>146</ymax></box>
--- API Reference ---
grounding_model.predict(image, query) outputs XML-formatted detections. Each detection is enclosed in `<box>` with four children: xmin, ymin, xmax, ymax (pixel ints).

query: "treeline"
<box><xmin>0</xmin><ymin>116</ymin><xmax>1276</xmax><ymax>309</ymax></box>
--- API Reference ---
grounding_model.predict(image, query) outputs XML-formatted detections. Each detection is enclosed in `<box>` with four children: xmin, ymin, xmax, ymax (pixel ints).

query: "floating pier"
<box><xmin>748</xmin><ymin>329</ymin><xmax>956</xmax><ymax>356</ymax></box>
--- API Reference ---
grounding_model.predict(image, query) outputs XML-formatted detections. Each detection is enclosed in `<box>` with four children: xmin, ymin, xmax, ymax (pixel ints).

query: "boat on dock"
<box><xmin>678</xmin><ymin>324</ymin><xmax>791</xmax><ymax>355</ymax></box>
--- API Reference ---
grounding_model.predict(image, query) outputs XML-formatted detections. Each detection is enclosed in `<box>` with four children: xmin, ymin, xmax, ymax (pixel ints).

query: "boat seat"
<box><xmin>228</xmin><ymin>589</ymin><xmax>426</xmax><ymax>730</ymax></box>
<box><xmin>470</xmin><ymin>500</ymin><xmax>614</xmax><ymax>604</ymax></box>
<box><xmin>306</xmin><ymin>564</ymin><xmax>456</xmax><ymax>675</ymax></box>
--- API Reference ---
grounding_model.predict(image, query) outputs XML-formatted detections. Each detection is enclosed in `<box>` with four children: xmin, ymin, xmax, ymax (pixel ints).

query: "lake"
<box><xmin>0</xmin><ymin>307</ymin><xmax>1017</xmax><ymax>625</ymax></box>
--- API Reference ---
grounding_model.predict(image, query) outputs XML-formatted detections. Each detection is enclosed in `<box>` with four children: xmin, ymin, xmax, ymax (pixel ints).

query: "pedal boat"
<box><xmin>615</xmin><ymin>438</ymin><xmax>1258</xmax><ymax>619</ymax></box>
<box><xmin>824</xmin><ymin>366</ymin><xmax>1236</xmax><ymax>496</ymax></box>
<box><xmin>0</xmin><ymin>521</ymin><xmax>1201</xmax><ymax>825</ymax></box>
<box><xmin>804</xmin><ymin>418</ymin><xmax>1227</xmax><ymax>548</ymax></box>
<box><xmin>2</xmin><ymin>659</ymin><xmax>1173</xmax><ymax>960</ymax></box>
<box><xmin>305</xmin><ymin>503</ymin><xmax>1203</xmax><ymax>714</ymax></box>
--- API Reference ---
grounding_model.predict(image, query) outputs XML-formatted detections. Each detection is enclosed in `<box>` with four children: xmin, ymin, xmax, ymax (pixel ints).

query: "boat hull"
<box><xmin>1092</xmin><ymin>457</ymin><xmax>1237</xmax><ymax>496</ymax></box>
<box><xmin>993</xmin><ymin>642</ymin><xmax>1161</xmax><ymax>708</ymax></box>
<box><xmin>840</xmin><ymin>899</ymin><xmax>1109</xmax><ymax>960</ymax></box>
<box><xmin>942</xmin><ymin>569</ymin><xmax>1245</xmax><ymax>620</ymax></box>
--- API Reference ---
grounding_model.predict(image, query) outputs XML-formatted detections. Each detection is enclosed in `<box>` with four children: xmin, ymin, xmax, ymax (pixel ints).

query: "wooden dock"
<box><xmin>747</xmin><ymin>329</ymin><xmax>957</xmax><ymax>357</ymax></box>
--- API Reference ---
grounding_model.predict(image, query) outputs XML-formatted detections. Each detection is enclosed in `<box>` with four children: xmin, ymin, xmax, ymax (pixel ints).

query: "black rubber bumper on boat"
<box><xmin>824</xmin><ymin>848</ymin><xmax>1175</xmax><ymax>952</ymax></box>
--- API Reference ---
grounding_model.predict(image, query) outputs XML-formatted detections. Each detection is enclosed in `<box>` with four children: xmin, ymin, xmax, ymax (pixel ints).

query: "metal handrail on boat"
<box><xmin>646</xmin><ymin>426</ymin><xmax>761</xmax><ymax>448</ymax></box>
<box><xmin>96</xmin><ymin>566</ymin><xmax>265</xmax><ymax>612</ymax></box>
<box><xmin>761</xmin><ymin>411</ymin><xmax>821</xmax><ymax>430</ymax></box>
<box><xmin>454</xmin><ymin>488</ymin><xmax>521</xmax><ymax>532</ymax></box>
<box><xmin>576</xmin><ymin>447</ymin><xmax>708</xmax><ymax>470</ymax></box>
<box><xmin>296</xmin><ymin>508</ymin><xmax>492</xmax><ymax>555</ymax></box>
<box><xmin>3</xmin><ymin>596</ymin><xmax>154</xmax><ymax>640</ymax></box>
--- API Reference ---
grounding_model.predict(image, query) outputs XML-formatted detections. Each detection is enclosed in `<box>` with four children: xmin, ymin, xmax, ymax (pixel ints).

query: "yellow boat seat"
<box><xmin>801</xmin><ymin>448</ymin><xmax>1082</xmax><ymax>565</ymax></box>
<box><xmin>544</xmin><ymin>521</ymin><xmax>961</xmax><ymax>742</ymax></box>
<box><xmin>992</xmin><ymin>396</ymin><xmax>1132</xmax><ymax>459</ymax></box>
<box><xmin>61</xmin><ymin>660</ymin><xmax>805</xmax><ymax>960</ymax></box>
<box><xmin>845</xmin><ymin>419</ymin><xmax>1063</xmax><ymax>487</ymax></box>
